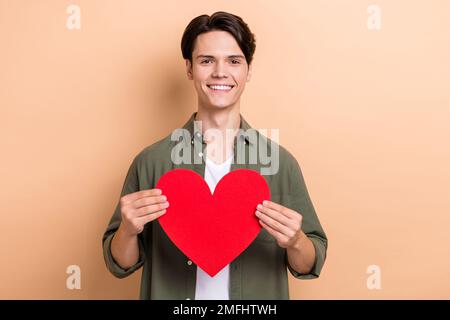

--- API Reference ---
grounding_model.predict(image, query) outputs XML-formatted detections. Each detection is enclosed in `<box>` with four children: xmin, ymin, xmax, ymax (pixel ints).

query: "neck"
<box><xmin>194</xmin><ymin>103</ymin><xmax>241</xmax><ymax>163</ymax></box>
<box><xmin>195</xmin><ymin>103</ymin><xmax>241</xmax><ymax>133</ymax></box>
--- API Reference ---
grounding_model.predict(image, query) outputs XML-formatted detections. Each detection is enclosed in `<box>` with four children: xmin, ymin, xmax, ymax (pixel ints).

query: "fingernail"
<box><xmin>161</xmin><ymin>195</ymin><xmax>167</xmax><ymax>201</ymax></box>
<box><xmin>263</xmin><ymin>200</ymin><xmax>268</xmax><ymax>206</ymax></box>
<box><xmin>257</xmin><ymin>204</ymin><xmax>262</xmax><ymax>210</ymax></box>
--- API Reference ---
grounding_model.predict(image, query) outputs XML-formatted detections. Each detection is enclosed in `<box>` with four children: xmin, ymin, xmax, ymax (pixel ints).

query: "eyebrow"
<box><xmin>196</xmin><ymin>55</ymin><xmax>245</xmax><ymax>60</ymax></box>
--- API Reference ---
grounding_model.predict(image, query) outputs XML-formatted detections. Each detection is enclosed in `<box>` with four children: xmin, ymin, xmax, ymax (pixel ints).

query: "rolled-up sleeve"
<box><xmin>285</xmin><ymin>158</ymin><xmax>328</xmax><ymax>280</ymax></box>
<box><xmin>102</xmin><ymin>156</ymin><xmax>146</xmax><ymax>278</ymax></box>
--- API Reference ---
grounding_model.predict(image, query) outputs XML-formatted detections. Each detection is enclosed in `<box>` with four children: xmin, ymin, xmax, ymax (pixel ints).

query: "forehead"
<box><xmin>192</xmin><ymin>30</ymin><xmax>244</xmax><ymax>57</ymax></box>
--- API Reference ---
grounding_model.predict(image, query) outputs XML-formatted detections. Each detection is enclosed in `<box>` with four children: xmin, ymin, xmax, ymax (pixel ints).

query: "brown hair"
<box><xmin>181</xmin><ymin>11</ymin><xmax>256</xmax><ymax>65</ymax></box>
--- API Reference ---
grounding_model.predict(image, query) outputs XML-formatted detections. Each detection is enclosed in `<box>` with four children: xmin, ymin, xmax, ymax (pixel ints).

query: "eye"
<box><xmin>231</xmin><ymin>59</ymin><xmax>241</xmax><ymax>64</ymax></box>
<box><xmin>200</xmin><ymin>59</ymin><xmax>212</xmax><ymax>64</ymax></box>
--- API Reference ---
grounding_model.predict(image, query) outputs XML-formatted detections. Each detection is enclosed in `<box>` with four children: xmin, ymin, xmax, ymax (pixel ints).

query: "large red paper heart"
<box><xmin>156</xmin><ymin>169</ymin><xmax>270</xmax><ymax>277</ymax></box>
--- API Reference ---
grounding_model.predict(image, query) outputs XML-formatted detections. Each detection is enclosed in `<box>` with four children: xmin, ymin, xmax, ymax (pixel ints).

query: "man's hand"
<box><xmin>119</xmin><ymin>188</ymin><xmax>169</xmax><ymax>236</ymax></box>
<box><xmin>111</xmin><ymin>188</ymin><xmax>169</xmax><ymax>269</ymax></box>
<box><xmin>255</xmin><ymin>200</ymin><xmax>316</xmax><ymax>274</ymax></box>
<box><xmin>255</xmin><ymin>200</ymin><xmax>303</xmax><ymax>249</ymax></box>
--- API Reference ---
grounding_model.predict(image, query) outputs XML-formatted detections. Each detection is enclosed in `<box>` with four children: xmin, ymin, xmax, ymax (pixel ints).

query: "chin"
<box><xmin>203</xmin><ymin>100</ymin><xmax>232</xmax><ymax>109</ymax></box>
<box><xmin>209</xmin><ymin>104</ymin><xmax>234</xmax><ymax>110</ymax></box>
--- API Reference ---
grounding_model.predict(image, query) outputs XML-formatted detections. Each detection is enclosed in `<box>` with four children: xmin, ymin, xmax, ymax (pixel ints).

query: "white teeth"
<box><xmin>208</xmin><ymin>85</ymin><xmax>233</xmax><ymax>90</ymax></box>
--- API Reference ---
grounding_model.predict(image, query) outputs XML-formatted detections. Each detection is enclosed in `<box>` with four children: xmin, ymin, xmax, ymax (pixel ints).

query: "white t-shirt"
<box><xmin>194</xmin><ymin>155</ymin><xmax>233</xmax><ymax>300</ymax></box>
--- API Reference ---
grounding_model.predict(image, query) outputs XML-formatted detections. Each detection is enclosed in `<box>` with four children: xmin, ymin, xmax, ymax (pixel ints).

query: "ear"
<box><xmin>185</xmin><ymin>59</ymin><xmax>193</xmax><ymax>80</ymax></box>
<box><xmin>246</xmin><ymin>62</ymin><xmax>252</xmax><ymax>82</ymax></box>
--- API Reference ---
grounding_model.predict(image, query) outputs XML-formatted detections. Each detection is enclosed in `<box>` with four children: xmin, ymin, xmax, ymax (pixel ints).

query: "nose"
<box><xmin>212</xmin><ymin>61</ymin><xmax>227</xmax><ymax>78</ymax></box>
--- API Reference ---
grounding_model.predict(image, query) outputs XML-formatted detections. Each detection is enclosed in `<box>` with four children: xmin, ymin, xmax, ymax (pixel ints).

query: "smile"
<box><xmin>207</xmin><ymin>84</ymin><xmax>234</xmax><ymax>92</ymax></box>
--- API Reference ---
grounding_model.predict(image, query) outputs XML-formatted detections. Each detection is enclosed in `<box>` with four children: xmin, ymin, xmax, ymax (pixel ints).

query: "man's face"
<box><xmin>186</xmin><ymin>30</ymin><xmax>252</xmax><ymax>110</ymax></box>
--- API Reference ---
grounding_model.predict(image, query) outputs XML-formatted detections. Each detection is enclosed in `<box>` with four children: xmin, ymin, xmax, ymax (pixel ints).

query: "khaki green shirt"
<box><xmin>102</xmin><ymin>112</ymin><xmax>328</xmax><ymax>300</ymax></box>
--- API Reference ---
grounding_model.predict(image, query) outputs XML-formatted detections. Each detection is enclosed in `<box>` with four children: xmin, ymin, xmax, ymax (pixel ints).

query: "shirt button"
<box><xmin>191</xmin><ymin>140</ymin><xmax>194</xmax><ymax>145</ymax></box>
<box><xmin>186</xmin><ymin>298</ymin><xmax>191</xmax><ymax>300</ymax></box>
<box><xmin>198</xmin><ymin>152</ymin><xmax>203</xmax><ymax>158</ymax></box>
<box><xmin>187</xmin><ymin>260</ymin><xmax>192</xmax><ymax>265</ymax></box>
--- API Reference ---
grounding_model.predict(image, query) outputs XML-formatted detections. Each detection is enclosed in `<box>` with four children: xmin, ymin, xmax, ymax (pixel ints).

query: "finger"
<box><xmin>136</xmin><ymin>208</ymin><xmax>167</xmax><ymax>225</ymax></box>
<box><xmin>257</xmin><ymin>204</ymin><xmax>298</xmax><ymax>230</ymax></box>
<box><xmin>135</xmin><ymin>202</ymin><xmax>170</xmax><ymax>217</ymax></box>
<box><xmin>122</xmin><ymin>189</ymin><xmax>162</xmax><ymax>204</ymax></box>
<box><xmin>256</xmin><ymin>210</ymin><xmax>295</xmax><ymax>238</ymax></box>
<box><xmin>133</xmin><ymin>195</ymin><xmax>167</xmax><ymax>209</ymax></box>
<box><xmin>259</xmin><ymin>220</ymin><xmax>289</xmax><ymax>243</ymax></box>
<box><xmin>262</xmin><ymin>200</ymin><xmax>297</xmax><ymax>219</ymax></box>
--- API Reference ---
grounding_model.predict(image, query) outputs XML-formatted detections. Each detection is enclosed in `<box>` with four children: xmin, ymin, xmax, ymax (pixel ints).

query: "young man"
<box><xmin>102</xmin><ymin>11</ymin><xmax>327</xmax><ymax>300</ymax></box>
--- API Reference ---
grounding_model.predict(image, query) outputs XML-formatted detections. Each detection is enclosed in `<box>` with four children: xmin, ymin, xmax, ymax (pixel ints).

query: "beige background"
<box><xmin>1</xmin><ymin>0</ymin><xmax>449</xmax><ymax>299</ymax></box>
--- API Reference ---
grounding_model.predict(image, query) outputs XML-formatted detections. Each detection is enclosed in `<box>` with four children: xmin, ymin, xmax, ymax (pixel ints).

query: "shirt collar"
<box><xmin>181</xmin><ymin>112</ymin><xmax>254</xmax><ymax>146</ymax></box>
